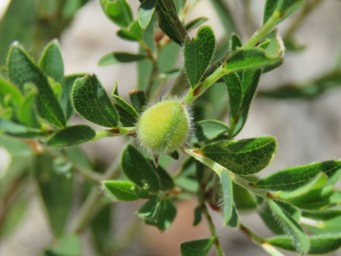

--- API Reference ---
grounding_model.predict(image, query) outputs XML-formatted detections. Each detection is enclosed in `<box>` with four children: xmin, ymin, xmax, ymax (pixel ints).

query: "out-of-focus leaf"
<box><xmin>98</xmin><ymin>52</ymin><xmax>146</xmax><ymax>66</ymax></box>
<box><xmin>0</xmin><ymin>119</ymin><xmax>44</xmax><ymax>138</ymax></box>
<box><xmin>138</xmin><ymin>195</ymin><xmax>176</xmax><ymax>231</ymax></box>
<box><xmin>0</xmin><ymin>78</ymin><xmax>23</xmax><ymax>110</ymax></box>
<box><xmin>138</xmin><ymin>0</ymin><xmax>157</xmax><ymax>29</ymax></box>
<box><xmin>43</xmin><ymin>234</ymin><xmax>81</xmax><ymax>256</ymax></box>
<box><xmin>155</xmin><ymin>0</ymin><xmax>188</xmax><ymax>46</ymax></box>
<box><xmin>210</xmin><ymin>0</ymin><xmax>237</xmax><ymax>35</ymax></box>
<box><xmin>18</xmin><ymin>85</ymin><xmax>40</xmax><ymax>128</ymax></box>
<box><xmin>185</xmin><ymin>26</ymin><xmax>215</xmax><ymax>87</ymax></box>
<box><xmin>117</xmin><ymin>20</ymin><xmax>143</xmax><ymax>41</ymax></box>
<box><xmin>0</xmin><ymin>196</ymin><xmax>28</xmax><ymax>238</ymax></box>
<box><xmin>201</xmin><ymin>136</ymin><xmax>277</xmax><ymax>175</ymax></box>
<box><xmin>180</xmin><ymin>238</ymin><xmax>215</xmax><ymax>256</ymax></box>
<box><xmin>263</xmin><ymin>0</ymin><xmax>305</xmax><ymax>25</ymax></box>
<box><xmin>34</xmin><ymin>153</ymin><xmax>74</xmax><ymax>237</ymax></box>
<box><xmin>258</xmin><ymin>71</ymin><xmax>341</xmax><ymax>100</ymax></box>
<box><xmin>185</xmin><ymin>17</ymin><xmax>208</xmax><ymax>32</ymax></box>
<box><xmin>102</xmin><ymin>180</ymin><xmax>139</xmax><ymax>201</ymax></box>
<box><xmin>72</xmin><ymin>74</ymin><xmax>119</xmax><ymax>127</ymax></box>
<box><xmin>121</xmin><ymin>145</ymin><xmax>160</xmax><ymax>192</ymax></box>
<box><xmin>46</xmin><ymin>125</ymin><xmax>96</xmax><ymax>147</ymax></box>
<box><xmin>129</xmin><ymin>89</ymin><xmax>146</xmax><ymax>113</ymax></box>
<box><xmin>268</xmin><ymin>200</ymin><xmax>310</xmax><ymax>254</ymax></box>
<box><xmin>7</xmin><ymin>44</ymin><xmax>66</xmax><ymax>127</ymax></box>
<box><xmin>39</xmin><ymin>40</ymin><xmax>64</xmax><ymax>85</ymax></box>
<box><xmin>256</xmin><ymin>161</ymin><xmax>341</xmax><ymax>191</ymax></box>
<box><xmin>99</xmin><ymin>0</ymin><xmax>133</xmax><ymax>28</ymax></box>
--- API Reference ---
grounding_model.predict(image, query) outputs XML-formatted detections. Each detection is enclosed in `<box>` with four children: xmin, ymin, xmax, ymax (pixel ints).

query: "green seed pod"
<box><xmin>136</xmin><ymin>99</ymin><xmax>191</xmax><ymax>154</ymax></box>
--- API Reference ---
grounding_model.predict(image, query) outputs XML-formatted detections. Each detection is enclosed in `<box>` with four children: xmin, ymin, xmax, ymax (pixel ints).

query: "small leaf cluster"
<box><xmin>1</xmin><ymin>0</ymin><xmax>341</xmax><ymax>255</ymax></box>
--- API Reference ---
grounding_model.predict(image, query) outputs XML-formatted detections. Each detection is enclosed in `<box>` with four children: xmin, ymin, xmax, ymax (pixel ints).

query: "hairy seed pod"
<box><xmin>136</xmin><ymin>99</ymin><xmax>191</xmax><ymax>154</ymax></box>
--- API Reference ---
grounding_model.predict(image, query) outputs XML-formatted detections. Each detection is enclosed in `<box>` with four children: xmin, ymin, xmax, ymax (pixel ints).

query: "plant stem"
<box><xmin>242</xmin><ymin>12</ymin><xmax>279</xmax><ymax>49</ymax></box>
<box><xmin>183</xmin><ymin>66</ymin><xmax>228</xmax><ymax>104</ymax></box>
<box><xmin>202</xmin><ymin>203</ymin><xmax>225</xmax><ymax>256</ymax></box>
<box><xmin>71</xmin><ymin>151</ymin><xmax>122</xmax><ymax>234</ymax></box>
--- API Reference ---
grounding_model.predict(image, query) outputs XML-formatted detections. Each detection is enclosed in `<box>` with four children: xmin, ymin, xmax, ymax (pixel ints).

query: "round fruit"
<box><xmin>136</xmin><ymin>99</ymin><xmax>191</xmax><ymax>154</ymax></box>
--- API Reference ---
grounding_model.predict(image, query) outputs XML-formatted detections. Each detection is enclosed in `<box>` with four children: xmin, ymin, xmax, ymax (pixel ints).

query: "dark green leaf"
<box><xmin>99</xmin><ymin>0</ymin><xmax>133</xmax><ymax>28</ymax></box>
<box><xmin>192</xmin><ymin>119</ymin><xmax>229</xmax><ymax>142</ymax></box>
<box><xmin>98</xmin><ymin>52</ymin><xmax>146</xmax><ymax>66</ymax></box>
<box><xmin>112</xmin><ymin>85</ymin><xmax>138</xmax><ymax>126</ymax></box>
<box><xmin>185</xmin><ymin>26</ymin><xmax>215</xmax><ymax>87</ymax></box>
<box><xmin>34</xmin><ymin>154</ymin><xmax>74</xmax><ymax>237</ymax></box>
<box><xmin>268</xmin><ymin>200</ymin><xmax>310</xmax><ymax>254</ymax></box>
<box><xmin>220</xmin><ymin>171</ymin><xmax>233</xmax><ymax>226</ymax></box>
<box><xmin>193</xmin><ymin>206</ymin><xmax>202</xmax><ymax>226</ymax></box>
<box><xmin>155</xmin><ymin>0</ymin><xmax>188</xmax><ymax>46</ymax></box>
<box><xmin>233</xmin><ymin>183</ymin><xmax>256</xmax><ymax>211</ymax></box>
<box><xmin>185</xmin><ymin>17</ymin><xmax>208</xmax><ymax>32</ymax></box>
<box><xmin>154</xmin><ymin>164</ymin><xmax>174</xmax><ymax>190</ymax></box>
<box><xmin>62</xmin><ymin>74</ymin><xmax>85</xmax><ymax>120</ymax></box>
<box><xmin>121</xmin><ymin>145</ymin><xmax>160</xmax><ymax>192</ymax></box>
<box><xmin>180</xmin><ymin>238</ymin><xmax>214</xmax><ymax>256</ymax></box>
<box><xmin>201</xmin><ymin>136</ymin><xmax>277</xmax><ymax>175</ymax></box>
<box><xmin>303</xmin><ymin>210</ymin><xmax>341</xmax><ymax>234</ymax></box>
<box><xmin>225</xmin><ymin>48</ymin><xmax>282</xmax><ymax>73</ymax></box>
<box><xmin>39</xmin><ymin>40</ymin><xmax>64</xmax><ymax>85</ymax></box>
<box><xmin>224</xmin><ymin>71</ymin><xmax>242</xmax><ymax>119</ymax></box>
<box><xmin>116</xmin><ymin>21</ymin><xmax>143</xmax><ymax>41</ymax></box>
<box><xmin>72</xmin><ymin>74</ymin><xmax>119</xmax><ymax>127</ymax></box>
<box><xmin>256</xmin><ymin>161</ymin><xmax>341</xmax><ymax>191</ymax></box>
<box><xmin>263</xmin><ymin>0</ymin><xmax>305</xmax><ymax>25</ymax></box>
<box><xmin>258</xmin><ymin>200</ymin><xmax>285</xmax><ymax>234</ymax></box>
<box><xmin>138</xmin><ymin>196</ymin><xmax>176</xmax><ymax>231</ymax></box>
<box><xmin>102</xmin><ymin>180</ymin><xmax>139</xmax><ymax>201</ymax></box>
<box><xmin>129</xmin><ymin>89</ymin><xmax>146</xmax><ymax>113</ymax></box>
<box><xmin>276</xmin><ymin>173</ymin><xmax>327</xmax><ymax>200</ymax></box>
<box><xmin>46</xmin><ymin>125</ymin><xmax>95</xmax><ymax>147</ymax></box>
<box><xmin>138</xmin><ymin>0</ymin><xmax>157</xmax><ymax>29</ymax></box>
<box><xmin>7</xmin><ymin>44</ymin><xmax>66</xmax><ymax>127</ymax></box>
<box><xmin>228</xmin><ymin>33</ymin><xmax>242</xmax><ymax>53</ymax></box>
<box><xmin>267</xmin><ymin>234</ymin><xmax>341</xmax><ymax>255</ymax></box>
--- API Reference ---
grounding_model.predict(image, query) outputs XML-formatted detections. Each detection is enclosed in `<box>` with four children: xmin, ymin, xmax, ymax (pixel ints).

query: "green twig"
<box><xmin>202</xmin><ymin>203</ymin><xmax>225</xmax><ymax>256</ymax></box>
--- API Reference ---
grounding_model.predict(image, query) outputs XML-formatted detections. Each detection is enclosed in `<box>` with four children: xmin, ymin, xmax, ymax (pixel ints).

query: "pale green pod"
<box><xmin>136</xmin><ymin>100</ymin><xmax>191</xmax><ymax>154</ymax></box>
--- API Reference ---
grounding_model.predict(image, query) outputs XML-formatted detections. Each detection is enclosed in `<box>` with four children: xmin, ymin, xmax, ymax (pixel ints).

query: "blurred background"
<box><xmin>1</xmin><ymin>0</ymin><xmax>341</xmax><ymax>255</ymax></box>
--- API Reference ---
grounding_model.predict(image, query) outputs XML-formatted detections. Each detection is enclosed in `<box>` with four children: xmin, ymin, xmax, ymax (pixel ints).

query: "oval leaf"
<box><xmin>138</xmin><ymin>0</ymin><xmax>157</xmax><ymax>29</ymax></box>
<box><xmin>256</xmin><ymin>160</ymin><xmax>341</xmax><ymax>191</ymax></box>
<box><xmin>185</xmin><ymin>26</ymin><xmax>215</xmax><ymax>87</ymax></box>
<box><xmin>121</xmin><ymin>145</ymin><xmax>160</xmax><ymax>192</ymax></box>
<box><xmin>201</xmin><ymin>136</ymin><xmax>277</xmax><ymax>175</ymax></box>
<box><xmin>268</xmin><ymin>200</ymin><xmax>310</xmax><ymax>254</ymax></box>
<box><xmin>102</xmin><ymin>180</ymin><xmax>139</xmax><ymax>201</ymax></box>
<box><xmin>98</xmin><ymin>52</ymin><xmax>146</xmax><ymax>66</ymax></box>
<box><xmin>221</xmin><ymin>171</ymin><xmax>233</xmax><ymax>226</ymax></box>
<box><xmin>46</xmin><ymin>125</ymin><xmax>96</xmax><ymax>147</ymax></box>
<box><xmin>72</xmin><ymin>74</ymin><xmax>119</xmax><ymax>127</ymax></box>
<box><xmin>7</xmin><ymin>44</ymin><xmax>66</xmax><ymax>127</ymax></box>
<box><xmin>180</xmin><ymin>238</ymin><xmax>215</xmax><ymax>256</ymax></box>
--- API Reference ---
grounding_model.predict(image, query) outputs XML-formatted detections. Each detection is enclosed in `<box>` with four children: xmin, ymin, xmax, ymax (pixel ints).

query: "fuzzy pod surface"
<box><xmin>136</xmin><ymin>100</ymin><xmax>191</xmax><ymax>154</ymax></box>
